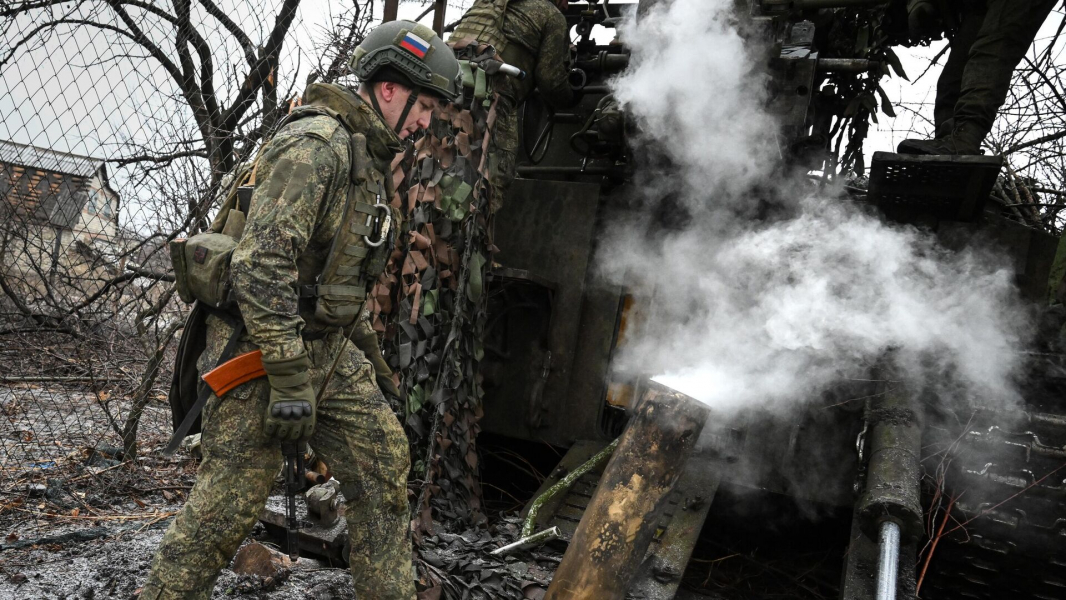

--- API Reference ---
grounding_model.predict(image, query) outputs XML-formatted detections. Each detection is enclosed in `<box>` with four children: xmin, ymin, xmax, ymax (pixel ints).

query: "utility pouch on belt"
<box><xmin>170</xmin><ymin>233</ymin><xmax>238</xmax><ymax>308</ymax></box>
<box><xmin>169</xmin><ymin>185</ymin><xmax>252</xmax><ymax>309</ymax></box>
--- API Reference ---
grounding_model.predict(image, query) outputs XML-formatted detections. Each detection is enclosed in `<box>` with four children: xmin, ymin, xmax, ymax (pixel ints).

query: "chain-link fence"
<box><xmin>0</xmin><ymin>0</ymin><xmax>385</xmax><ymax>532</ymax></box>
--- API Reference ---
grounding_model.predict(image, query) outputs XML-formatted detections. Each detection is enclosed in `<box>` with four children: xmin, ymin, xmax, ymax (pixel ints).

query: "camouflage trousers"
<box><xmin>934</xmin><ymin>0</ymin><xmax>1056</xmax><ymax>138</ymax></box>
<box><xmin>485</xmin><ymin>92</ymin><xmax>519</xmax><ymax>212</ymax></box>
<box><xmin>141</xmin><ymin>317</ymin><xmax>414</xmax><ymax>600</ymax></box>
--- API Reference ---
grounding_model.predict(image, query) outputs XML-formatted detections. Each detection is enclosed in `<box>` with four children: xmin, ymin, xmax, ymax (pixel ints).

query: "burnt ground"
<box><xmin>1</xmin><ymin>384</ymin><xmax>842</xmax><ymax>600</ymax></box>
<box><xmin>0</xmin><ymin>384</ymin><xmax>565</xmax><ymax>600</ymax></box>
<box><xmin>0</xmin><ymin>522</ymin><xmax>360</xmax><ymax>599</ymax></box>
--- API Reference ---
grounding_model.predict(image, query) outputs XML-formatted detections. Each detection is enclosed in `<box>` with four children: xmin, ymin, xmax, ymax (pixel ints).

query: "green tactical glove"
<box><xmin>261</xmin><ymin>352</ymin><xmax>317</xmax><ymax>442</ymax></box>
<box><xmin>350</xmin><ymin>326</ymin><xmax>401</xmax><ymax>399</ymax></box>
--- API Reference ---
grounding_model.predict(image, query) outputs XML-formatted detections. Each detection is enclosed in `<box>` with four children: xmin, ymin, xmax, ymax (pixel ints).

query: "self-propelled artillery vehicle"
<box><xmin>261</xmin><ymin>2</ymin><xmax>1066</xmax><ymax>598</ymax></box>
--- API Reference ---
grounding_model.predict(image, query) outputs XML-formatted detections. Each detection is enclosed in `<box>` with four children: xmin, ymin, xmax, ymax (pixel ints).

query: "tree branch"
<box><xmin>108</xmin><ymin>148</ymin><xmax>208</xmax><ymax>167</ymax></box>
<box><xmin>195</xmin><ymin>0</ymin><xmax>257</xmax><ymax>66</ymax></box>
<box><xmin>219</xmin><ymin>0</ymin><xmax>300</xmax><ymax>135</ymax></box>
<box><xmin>1004</xmin><ymin>130</ymin><xmax>1066</xmax><ymax>156</ymax></box>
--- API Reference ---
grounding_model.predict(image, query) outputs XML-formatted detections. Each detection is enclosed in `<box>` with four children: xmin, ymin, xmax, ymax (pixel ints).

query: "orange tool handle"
<box><xmin>201</xmin><ymin>349</ymin><xmax>266</xmax><ymax>397</ymax></box>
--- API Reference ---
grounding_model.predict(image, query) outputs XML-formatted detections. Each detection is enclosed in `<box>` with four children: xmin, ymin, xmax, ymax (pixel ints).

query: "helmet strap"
<box><xmin>368</xmin><ymin>82</ymin><xmax>422</xmax><ymax>136</ymax></box>
<box><xmin>393</xmin><ymin>85</ymin><xmax>421</xmax><ymax>135</ymax></box>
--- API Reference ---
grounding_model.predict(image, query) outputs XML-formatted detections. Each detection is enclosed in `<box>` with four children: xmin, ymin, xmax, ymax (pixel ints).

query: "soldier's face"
<box><xmin>378</xmin><ymin>82</ymin><xmax>439</xmax><ymax>139</ymax></box>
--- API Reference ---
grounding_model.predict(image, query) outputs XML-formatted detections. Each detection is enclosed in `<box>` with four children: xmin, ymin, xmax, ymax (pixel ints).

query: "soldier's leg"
<box><xmin>307</xmin><ymin>335</ymin><xmax>415</xmax><ymax>600</ymax></box>
<box><xmin>934</xmin><ymin>2</ymin><xmax>986</xmax><ymax>136</ymax></box>
<box><xmin>954</xmin><ymin>0</ymin><xmax>1057</xmax><ymax>138</ymax></box>
<box><xmin>141</xmin><ymin>379</ymin><xmax>280</xmax><ymax>600</ymax></box>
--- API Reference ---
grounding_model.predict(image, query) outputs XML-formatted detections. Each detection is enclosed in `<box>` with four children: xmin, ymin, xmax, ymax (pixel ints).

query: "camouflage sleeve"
<box><xmin>535</xmin><ymin>8</ymin><xmax>575</xmax><ymax>109</ymax></box>
<box><xmin>230</xmin><ymin>133</ymin><xmax>340</xmax><ymax>362</ymax></box>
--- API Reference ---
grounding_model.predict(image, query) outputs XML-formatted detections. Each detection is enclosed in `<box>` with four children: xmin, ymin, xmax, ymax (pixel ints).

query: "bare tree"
<box><xmin>1</xmin><ymin>0</ymin><xmax>301</xmax><ymax>185</ymax></box>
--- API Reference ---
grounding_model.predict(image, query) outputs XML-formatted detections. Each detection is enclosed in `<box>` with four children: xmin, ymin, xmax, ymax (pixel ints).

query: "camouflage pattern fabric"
<box><xmin>365</xmin><ymin>85</ymin><xmax>500</xmax><ymax>550</ymax></box>
<box><xmin>232</xmin><ymin>83</ymin><xmax>402</xmax><ymax>362</ymax></box>
<box><xmin>451</xmin><ymin>0</ymin><xmax>573</xmax><ymax>204</ymax></box>
<box><xmin>142</xmin><ymin>84</ymin><xmax>416</xmax><ymax>599</ymax></box>
<box><xmin>933</xmin><ymin>0</ymin><xmax>1056</xmax><ymax>140</ymax></box>
<box><xmin>142</xmin><ymin>321</ymin><xmax>413</xmax><ymax>599</ymax></box>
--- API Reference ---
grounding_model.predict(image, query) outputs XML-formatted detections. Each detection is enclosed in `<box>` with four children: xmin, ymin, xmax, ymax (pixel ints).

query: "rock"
<box><xmin>230</xmin><ymin>542</ymin><xmax>292</xmax><ymax>580</ymax></box>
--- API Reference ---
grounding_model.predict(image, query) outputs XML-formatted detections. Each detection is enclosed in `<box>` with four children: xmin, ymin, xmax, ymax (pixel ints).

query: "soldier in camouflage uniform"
<box><xmin>448</xmin><ymin>0</ymin><xmax>576</xmax><ymax>207</ymax></box>
<box><xmin>140</xmin><ymin>21</ymin><xmax>461</xmax><ymax>600</ymax></box>
<box><xmin>898</xmin><ymin>0</ymin><xmax>1056</xmax><ymax>155</ymax></box>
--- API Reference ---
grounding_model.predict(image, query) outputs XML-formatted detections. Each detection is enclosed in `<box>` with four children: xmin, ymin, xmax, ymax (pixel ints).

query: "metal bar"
<box><xmin>383</xmin><ymin>0</ymin><xmax>398</xmax><ymax>22</ymax></box>
<box><xmin>817</xmin><ymin>58</ymin><xmax>880</xmax><ymax>73</ymax></box>
<box><xmin>490</xmin><ymin>526</ymin><xmax>562</xmax><ymax>556</ymax></box>
<box><xmin>877</xmin><ymin>521</ymin><xmax>901</xmax><ymax>600</ymax></box>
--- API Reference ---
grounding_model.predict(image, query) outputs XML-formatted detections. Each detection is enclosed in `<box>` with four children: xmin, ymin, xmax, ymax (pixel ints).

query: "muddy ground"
<box><xmin>0</xmin><ymin>525</ymin><xmax>359</xmax><ymax>600</ymax></box>
<box><xmin>0</xmin><ymin>384</ymin><xmax>819</xmax><ymax>600</ymax></box>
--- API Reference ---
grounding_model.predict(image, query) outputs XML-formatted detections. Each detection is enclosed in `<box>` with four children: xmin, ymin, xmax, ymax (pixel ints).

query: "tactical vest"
<box><xmin>298</xmin><ymin>105</ymin><xmax>393</xmax><ymax>328</ymax></box>
<box><xmin>171</xmin><ymin>104</ymin><xmax>394</xmax><ymax>331</ymax></box>
<box><xmin>451</xmin><ymin>0</ymin><xmax>512</xmax><ymax>54</ymax></box>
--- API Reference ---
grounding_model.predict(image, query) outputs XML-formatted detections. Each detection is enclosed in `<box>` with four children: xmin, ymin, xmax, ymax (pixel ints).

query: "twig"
<box><xmin>916</xmin><ymin>494</ymin><xmax>955</xmax><ymax>594</ymax></box>
<box><xmin>64</xmin><ymin>461</ymin><xmax>129</xmax><ymax>483</ymax></box>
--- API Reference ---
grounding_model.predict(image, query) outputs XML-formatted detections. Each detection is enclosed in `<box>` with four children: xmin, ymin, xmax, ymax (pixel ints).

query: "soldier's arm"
<box><xmin>231</xmin><ymin>134</ymin><xmax>340</xmax><ymax>362</ymax></box>
<box><xmin>535</xmin><ymin>9</ymin><xmax>576</xmax><ymax>109</ymax></box>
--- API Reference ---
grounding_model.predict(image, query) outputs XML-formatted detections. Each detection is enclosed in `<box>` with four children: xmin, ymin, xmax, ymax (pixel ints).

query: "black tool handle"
<box><xmin>281</xmin><ymin>441</ymin><xmax>301</xmax><ymax>561</ymax></box>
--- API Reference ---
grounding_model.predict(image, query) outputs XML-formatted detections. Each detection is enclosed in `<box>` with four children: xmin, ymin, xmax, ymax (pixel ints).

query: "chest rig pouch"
<box><xmin>301</xmin><ymin>126</ymin><xmax>395</xmax><ymax>329</ymax></box>
<box><xmin>170</xmin><ymin>105</ymin><xmax>395</xmax><ymax>328</ymax></box>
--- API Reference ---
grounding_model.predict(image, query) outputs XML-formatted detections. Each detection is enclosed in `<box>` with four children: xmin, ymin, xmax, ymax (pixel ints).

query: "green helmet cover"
<box><xmin>350</xmin><ymin>20</ymin><xmax>463</xmax><ymax>103</ymax></box>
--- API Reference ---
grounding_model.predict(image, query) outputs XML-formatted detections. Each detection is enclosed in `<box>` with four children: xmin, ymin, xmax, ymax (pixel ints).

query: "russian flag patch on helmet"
<box><xmin>399</xmin><ymin>32</ymin><xmax>429</xmax><ymax>58</ymax></box>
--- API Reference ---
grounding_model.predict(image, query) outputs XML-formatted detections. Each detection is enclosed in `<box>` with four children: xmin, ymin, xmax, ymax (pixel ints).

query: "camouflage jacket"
<box><xmin>454</xmin><ymin>0</ymin><xmax>574</xmax><ymax>107</ymax></box>
<box><xmin>230</xmin><ymin>83</ymin><xmax>402</xmax><ymax>362</ymax></box>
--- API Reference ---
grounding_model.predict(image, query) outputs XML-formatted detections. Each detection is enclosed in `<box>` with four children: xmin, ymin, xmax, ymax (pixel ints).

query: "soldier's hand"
<box><xmin>262</xmin><ymin>352</ymin><xmax>317</xmax><ymax>442</ymax></box>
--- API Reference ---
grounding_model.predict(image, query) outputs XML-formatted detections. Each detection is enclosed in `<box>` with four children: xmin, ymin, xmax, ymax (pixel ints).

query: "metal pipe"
<box><xmin>817</xmin><ymin>58</ymin><xmax>881</xmax><ymax>73</ymax></box>
<box><xmin>857</xmin><ymin>380</ymin><xmax>922</xmax><ymax>542</ymax></box>
<box><xmin>876</xmin><ymin>520</ymin><xmax>901</xmax><ymax>600</ymax></box>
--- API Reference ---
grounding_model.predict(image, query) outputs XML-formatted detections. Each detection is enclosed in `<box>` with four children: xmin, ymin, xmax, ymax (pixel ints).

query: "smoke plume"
<box><xmin>603</xmin><ymin>0</ymin><xmax>1032</xmax><ymax>412</ymax></box>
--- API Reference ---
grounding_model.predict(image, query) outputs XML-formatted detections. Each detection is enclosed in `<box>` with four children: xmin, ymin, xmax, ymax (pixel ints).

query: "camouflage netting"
<box><xmin>371</xmin><ymin>89</ymin><xmax>503</xmax><ymax>539</ymax></box>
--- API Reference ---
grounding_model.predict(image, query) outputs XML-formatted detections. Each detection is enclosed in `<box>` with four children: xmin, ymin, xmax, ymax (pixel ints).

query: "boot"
<box><xmin>897</xmin><ymin>121</ymin><xmax>985</xmax><ymax>155</ymax></box>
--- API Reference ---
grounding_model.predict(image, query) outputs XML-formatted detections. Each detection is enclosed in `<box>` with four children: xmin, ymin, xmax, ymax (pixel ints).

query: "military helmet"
<box><xmin>350</xmin><ymin>20</ymin><xmax>462</xmax><ymax>103</ymax></box>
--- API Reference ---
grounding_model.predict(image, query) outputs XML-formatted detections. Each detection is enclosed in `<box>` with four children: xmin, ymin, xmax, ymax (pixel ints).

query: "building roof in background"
<box><xmin>0</xmin><ymin>139</ymin><xmax>103</xmax><ymax>178</ymax></box>
<box><xmin>0</xmin><ymin>139</ymin><xmax>116</xmax><ymax>230</ymax></box>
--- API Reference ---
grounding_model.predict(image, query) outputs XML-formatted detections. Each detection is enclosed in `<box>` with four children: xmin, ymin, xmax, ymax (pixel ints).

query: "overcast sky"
<box><xmin>0</xmin><ymin>0</ymin><xmax>1061</xmax><ymax>217</ymax></box>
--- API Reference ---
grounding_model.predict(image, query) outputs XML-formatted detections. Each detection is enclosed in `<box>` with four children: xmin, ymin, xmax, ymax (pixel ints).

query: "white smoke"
<box><xmin>603</xmin><ymin>0</ymin><xmax>1032</xmax><ymax>411</ymax></box>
